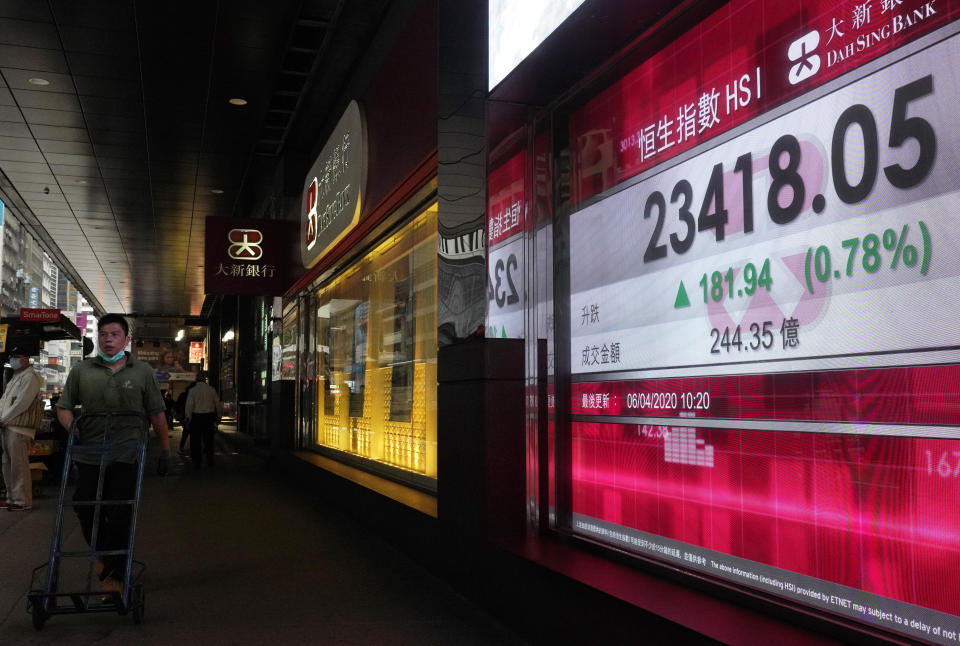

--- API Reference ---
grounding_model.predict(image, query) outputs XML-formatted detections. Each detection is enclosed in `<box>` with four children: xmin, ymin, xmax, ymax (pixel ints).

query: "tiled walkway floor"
<box><xmin>0</xmin><ymin>429</ymin><xmax>526</xmax><ymax>645</ymax></box>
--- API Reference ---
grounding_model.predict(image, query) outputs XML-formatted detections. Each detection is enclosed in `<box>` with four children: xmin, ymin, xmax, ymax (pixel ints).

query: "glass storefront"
<box><xmin>310</xmin><ymin>203</ymin><xmax>438</xmax><ymax>482</ymax></box>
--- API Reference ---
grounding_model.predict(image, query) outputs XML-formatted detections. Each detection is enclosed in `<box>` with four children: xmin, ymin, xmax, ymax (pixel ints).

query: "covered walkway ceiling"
<box><xmin>0</xmin><ymin>0</ymin><xmax>391</xmax><ymax>320</ymax></box>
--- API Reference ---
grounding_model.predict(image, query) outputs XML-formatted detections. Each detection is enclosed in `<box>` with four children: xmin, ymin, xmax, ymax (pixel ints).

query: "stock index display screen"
<box><xmin>566</xmin><ymin>1</ymin><xmax>960</xmax><ymax>642</ymax></box>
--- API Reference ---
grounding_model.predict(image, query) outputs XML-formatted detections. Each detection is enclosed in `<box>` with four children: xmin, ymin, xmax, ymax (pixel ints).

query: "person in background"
<box><xmin>56</xmin><ymin>314</ymin><xmax>170</xmax><ymax>593</ymax></box>
<box><xmin>162</xmin><ymin>387</ymin><xmax>176</xmax><ymax>426</ymax></box>
<box><xmin>156</xmin><ymin>350</ymin><xmax>184</xmax><ymax>375</ymax></box>
<box><xmin>46</xmin><ymin>389</ymin><xmax>68</xmax><ymax>485</ymax></box>
<box><xmin>174</xmin><ymin>348</ymin><xmax>189</xmax><ymax>372</ymax></box>
<box><xmin>185</xmin><ymin>372</ymin><xmax>219</xmax><ymax>468</ymax></box>
<box><xmin>0</xmin><ymin>344</ymin><xmax>44</xmax><ymax>511</ymax></box>
<box><xmin>175</xmin><ymin>380</ymin><xmax>198</xmax><ymax>456</ymax></box>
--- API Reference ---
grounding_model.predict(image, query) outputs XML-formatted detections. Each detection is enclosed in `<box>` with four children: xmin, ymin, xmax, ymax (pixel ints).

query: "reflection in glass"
<box><xmin>280</xmin><ymin>307</ymin><xmax>298</xmax><ymax>381</ymax></box>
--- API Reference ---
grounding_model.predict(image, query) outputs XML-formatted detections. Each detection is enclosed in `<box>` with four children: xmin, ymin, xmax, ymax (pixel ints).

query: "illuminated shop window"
<box><xmin>313</xmin><ymin>204</ymin><xmax>437</xmax><ymax>479</ymax></box>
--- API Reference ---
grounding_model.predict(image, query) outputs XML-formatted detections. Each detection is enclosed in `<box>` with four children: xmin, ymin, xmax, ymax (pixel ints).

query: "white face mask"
<box><xmin>9</xmin><ymin>357</ymin><xmax>22</xmax><ymax>370</ymax></box>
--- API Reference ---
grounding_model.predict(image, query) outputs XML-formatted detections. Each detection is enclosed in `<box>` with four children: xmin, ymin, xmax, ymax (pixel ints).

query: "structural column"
<box><xmin>437</xmin><ymin>0</ymin><xmax>487</xmax><ymax>345</ymax></box>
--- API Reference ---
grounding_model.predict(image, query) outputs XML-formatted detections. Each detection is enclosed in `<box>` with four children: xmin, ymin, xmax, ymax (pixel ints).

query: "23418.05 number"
<box><xmin>643</xmin><ymin>75</ymin><xmax>935</xmax><ymax>263</ymax></box>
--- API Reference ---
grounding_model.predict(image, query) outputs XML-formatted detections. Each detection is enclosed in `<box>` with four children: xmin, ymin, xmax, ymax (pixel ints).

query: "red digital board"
<box><xmin>571</xmin><ymin>365</ymin><xmax>960</xmax><ymax>425</ymax></box>
<box><xmin>562</xmin><ymin>0</ymin><xmax>960</xmax><ymax>642</ymax></box>
<box><xmin>571</xmin><ymin>422</ymin><xmax>960</xmax><ymax>614</ymax></box>
<box><xmin>570</xmin><ymin>0</ymin><xmax>960</xmax><ymax>205</ymax></box>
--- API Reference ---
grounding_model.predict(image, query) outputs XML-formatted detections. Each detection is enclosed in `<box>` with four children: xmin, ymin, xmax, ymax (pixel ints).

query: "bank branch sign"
<box><xmin>300</xmin><ymin>100</ymin><xmax>368</xmax><ymax>268</ymax></box>
<box><xmin>204</xmin><ymin>217</ymin><xmax>298</xmax><ymax>296</ymax></box>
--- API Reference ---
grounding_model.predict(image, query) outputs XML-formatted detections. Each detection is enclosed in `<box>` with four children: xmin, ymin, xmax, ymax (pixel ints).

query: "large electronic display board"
<box><xmin>565</xmin><ymin>1</ymin><xmax>960</xmax><ymax>643</ymax></box>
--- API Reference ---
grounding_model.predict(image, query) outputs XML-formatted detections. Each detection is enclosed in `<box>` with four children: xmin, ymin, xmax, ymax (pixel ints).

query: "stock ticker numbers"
<box><xmin>487</xmin><ymin>252</ymin><xmax>519</xmax><ymax>308</ymax></box>
<box><xmin>925</xmin><ymin>450</ymin><xmax>960</xmax><ymax>479</ymax></box>
<box><xmin>699</xmin><ymin>259</ymin><xmax>772</xmax><ymax>304</ymax></box>
<box><xmin>803</xmin><ymin>222</ymin><xmax>932</xmax><ymax>294</ymax></box>
<box><xmin>642</xmin><ymin>75</ymin><xmax>936</xmax><ymax>264</ymax></box>
<box><xmin>709</xmin><ymin>318</ymin><xmax>800</xmax><ymax>355</ymax></box>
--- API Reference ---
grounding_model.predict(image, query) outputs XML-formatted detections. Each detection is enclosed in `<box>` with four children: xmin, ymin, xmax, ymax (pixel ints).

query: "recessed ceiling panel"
<box><xmin>44</xmin><ymin>152</ymin><xmax>98</xmax><ymax>166</ymax></box>
<box><xmin>0</xmin><ymin>120</ymin><xmax>30</xmax><ymax>136</ymax></box>
<box><xmin>88</xmin><ymin>128</ymin><xmax>144</xmax><ymax>146</ymax></box>
<box><xmin>58</xmin><ymin>25</ymin><xmax>136</xmax><ymax>57</ymax></box>
<box><xmin>1</xmin><ymin>68</ymin><xmax>72</xmax><ymax>91</ymax></box>
<box><xmin>0</xmin><ymin>135</ymin><xmax>38</xmax><ymax>151</ymax></box>
<box><xmin>37</xmin><ymin>139</ymin><xmax>94</xmax><ymax>155</ymax></box>
<box><xmin>73</xmin><ymin>75</ymin><xmax>139</xmax><ymax>100</ymax></box>
<box><xmin>0</xmin><ymin>106</ymin><xmax>23</xmax><ymax>122</ymax></box>
<box><xmin>21</xmin><ymin>107</ymin><xmax>85</xmax><ymax>127</ymax></box>
<box><xmin>92</xmin><ymin>143</ymin><xmax>145</xmax><ymax>159</ymax></box>
<box><xmin>11</xmin><ymin>89</ymin><xmax>81</xmax><ymax>111</ymax></box>
<box><xmin>5</xmin><ymin>171</ymin><xmax>55</xmax><ymax>184</ymax></box>
<box><xmin>49</xmin><ymin>164</ymin><xmax>98</xmax><ymax>177</ymax></box>
<box><xmin>0</xmin><ymin>4</ymin><xmax>53</xmax><ymax>23</ymax></box>
<box><xmin>0</xmin><ymin>43</ymin><xmax>66</xmax><ymax>72</ymax></box>
<box><xmin>0</xmin><ymin>18</ymin><xmax>59</xmax><ymax>49</ymax></box>
<box><xmin>65</xmin><ymin>52</ymin><xmax>139</xmax><ymax>80</ymax></box>
<box><xmin>80</xmin><ymin>95</ymin><xmax>143</xmax><ymax>118</ymax></box>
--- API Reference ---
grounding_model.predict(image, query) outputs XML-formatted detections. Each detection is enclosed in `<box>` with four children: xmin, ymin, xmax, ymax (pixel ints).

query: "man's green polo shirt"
<box><xmin>56</xmin><ymin>353</ymin><xmax>165</xmax><ymax>464</ymax></box>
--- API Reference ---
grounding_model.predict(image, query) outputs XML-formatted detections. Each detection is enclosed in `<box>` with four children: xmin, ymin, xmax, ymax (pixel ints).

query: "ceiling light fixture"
<box><xmin>222</xmin><ymin>329</ymin><xmax>235</xmax><ymax>342</ymax></box>
<box><xmin>28</xmin><ymin>77</ymin><xmax>50</xmax><ymax>86</ymax></box>
<box><xmin>210</xmin><ymin>188</ymin><xmax>224</xmax><ymax>194</ymax></box>
<box><xmin>175</xmin><ymin>329</ymin><xmax>184</xmax><ymax>342</ymax></box>
<box><xmin>228</xmin><ymin>98</ymin><xmax>247</xmax><ymax>106</ymax></box>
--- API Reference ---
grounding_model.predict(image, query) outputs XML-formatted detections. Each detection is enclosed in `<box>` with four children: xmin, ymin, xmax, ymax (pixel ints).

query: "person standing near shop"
<box><xmin>0</xmin><ymin>344</ymin><xmax>44</xmax><ymax>511</ymax></box>
<box><xmin>56</xmin><ymin>314</ymin><xmax>171</xmax><ymax>592</ymax></box>
<box><xmin>185</xmin><ymin>372</ymin><xmax>219</xmax><ymax>468</ymax></box>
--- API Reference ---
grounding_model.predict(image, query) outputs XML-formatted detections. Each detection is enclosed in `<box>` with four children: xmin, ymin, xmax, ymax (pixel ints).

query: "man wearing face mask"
<box><xmin>56</xmin><ymin>314</ymin><xmax>170</xmax><ymax>593</ymax></box>
<box><xmin>0</xmin><ymin>344</ymin><xmax>44</xmax><ymax>512</ymax></box>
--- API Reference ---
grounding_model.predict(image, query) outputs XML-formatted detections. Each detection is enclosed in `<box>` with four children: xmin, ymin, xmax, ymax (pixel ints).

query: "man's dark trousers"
<box><xmin>73</xmin><ymin>462</ymin><xmax>136</xmax><ymax>581</ymax></box>
<box><xmin>191</xmin><ymin>412</ymin><xmax>216</xmax><ymax>467</ymax></box>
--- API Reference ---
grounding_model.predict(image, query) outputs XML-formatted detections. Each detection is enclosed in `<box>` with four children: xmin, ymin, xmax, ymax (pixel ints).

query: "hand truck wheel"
<box><xmin>131</xmin><ymin>585</ymin><xmax>145</xmax><ymax>624</ymax></box>
<box><xmin>30</xmin><ymin>600</ymin><xmax>48</xmax><ymax>630</ymax></box>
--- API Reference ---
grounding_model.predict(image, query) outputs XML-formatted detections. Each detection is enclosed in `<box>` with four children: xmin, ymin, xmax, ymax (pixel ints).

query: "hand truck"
<box><xmin>27</xmin><ymin>410</ymin><xmax>149</xmax><ymax>629</ymax></box>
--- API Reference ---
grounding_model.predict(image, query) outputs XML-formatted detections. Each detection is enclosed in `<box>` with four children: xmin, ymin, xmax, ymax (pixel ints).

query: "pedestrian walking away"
<box><xmin>55</xmin><ymin>313</ymin><xmax>171</xmax><ymax>593</ymax></box>
<box><xmin>0</xmin><ymin>343</ymin><xmax>45</xmax><ymax>511</ymax></box>
<box><xmin>185</xmin><ymin>372</ymin><xmax>219</xmax><ymax>468</ymax></box>
<box><xmin>175</xmin><ymin>380</ymin><xmax>197</xmax><ymax>455</ymax></box>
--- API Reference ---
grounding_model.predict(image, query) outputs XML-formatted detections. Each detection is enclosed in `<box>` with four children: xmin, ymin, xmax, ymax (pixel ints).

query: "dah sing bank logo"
<box><xmin>227</xmin><ymin>228</ymin><xmax>264</xmax><ymax>260</ymax></box>
<box><xmin>787</xmin><ymin>30</ymin><xmax>821</xmax><ymax>85</ymax></box>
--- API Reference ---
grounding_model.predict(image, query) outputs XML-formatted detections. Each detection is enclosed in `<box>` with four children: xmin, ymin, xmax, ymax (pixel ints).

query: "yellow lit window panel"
<box><xmin>313</xmin><ymin>203</ymin><xmax>437</xmax><ymax>480</ymax></box>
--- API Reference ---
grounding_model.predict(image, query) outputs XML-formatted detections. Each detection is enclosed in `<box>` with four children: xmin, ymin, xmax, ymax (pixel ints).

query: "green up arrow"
<box><xmin>674</xmin><ymin>281</ymin><xmax>690</xmax><ymax>309</ymax></box>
